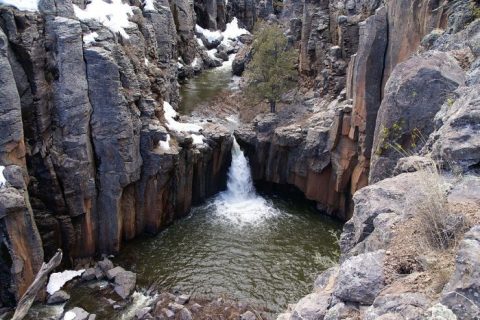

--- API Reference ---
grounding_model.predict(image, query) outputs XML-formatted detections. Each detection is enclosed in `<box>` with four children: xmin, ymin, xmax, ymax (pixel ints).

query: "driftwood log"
<box><xmin>11</xmin><ymin>249</ymin><xmax>63</xmax><ymax>320</ymax></box>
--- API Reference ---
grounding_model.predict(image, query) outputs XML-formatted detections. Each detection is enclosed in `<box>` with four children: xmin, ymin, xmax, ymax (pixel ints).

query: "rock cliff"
<box><xmin>272</xmin><ymin>0</ymin><xmax>480</xmax><ymax>319</ymax></box>
<box><xmin>237</xmin><ymin>0</ymin><xmax>476</xmax><ymax>220</ymax></box>
<box><xmin>0</xmin><ymin>0</ymin><xmax>237</xmax><ymax>307</ymax></box>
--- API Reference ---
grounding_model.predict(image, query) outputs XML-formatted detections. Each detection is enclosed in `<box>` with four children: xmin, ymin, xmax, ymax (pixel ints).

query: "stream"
<box><xmin>12</xmin><ymin>57</ymin><xmax>342</xmax><ymax>320</ymax></box>
<box><xmin>58</xmin><ymin>140</ymin><xmax>342</xmax><ymax>319</ymax></box>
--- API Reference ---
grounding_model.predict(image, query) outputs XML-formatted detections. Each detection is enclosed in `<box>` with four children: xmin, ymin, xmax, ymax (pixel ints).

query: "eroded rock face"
<box><xmin>370</xmin><ymin>51</ymin><xmax>465</xmax><ymax>183</ymax></box>
<box><xmin>0</xmin><ymin>0</ymin><xmax>233</xmax><ymax>306</ymax></box>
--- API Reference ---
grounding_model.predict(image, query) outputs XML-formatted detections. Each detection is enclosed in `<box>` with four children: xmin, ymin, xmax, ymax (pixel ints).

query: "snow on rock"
<box><xmin>195</xmin><ymin>24</ymin><xmax>223</xmax><ymax>43</ymax></box>
<box><xmin>158</xmin><ymin>134</ymin><xmax>171</xmax><ymax>150</ymax></box>
<box><xmin>63</xmin><ymin>311</ymin><xmax>76</xmax><ymax>320</ymax></box>
<box><xmin>47</xmin><ymin>270</ymin><xmax>85</xmax><ymax>295</ymax></box>
<box><xmin>73</xmin><ymin>0</ymin><xmax>133</xmax><ymax>39</ymax></box>
<box><xmin>0</xmin><ymin>0</ymin><xmax>38</xmax><ymax>11</ymax></box>
<box><xmin>143</xmin><ymin>0</ymin><xmax>155</xmax><ymax>11</ymax></box>
<box><xmin>144</xmin><ymin>58</ymin><xmax>149</xmax><ymax>66</ymax></box>
<box><xmin>83</xmin><ymin>32</ymin><xmax>98</xmax><ymax>45</ymax></box>
<box><xmin>191</xmin><ymin>134</ymin><xmax>205</xmax><ymax>145</ymax></box>
<box><xmin>163</xmin><ymin>101</ymin><xmax>202</xmax><ymax>133</ymax></box>
<box><xmin>221</xmin><ymin>17</ymin><xmax>249</xmax><ymax>46</ymax></box>
<box><xmin>0</xmin><ymin>166</ymin><xmax>6</xmax><ymax>188</ymax></box>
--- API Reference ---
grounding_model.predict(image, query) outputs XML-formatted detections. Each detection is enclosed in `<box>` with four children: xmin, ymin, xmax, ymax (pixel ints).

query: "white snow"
<box><xmin>73</xmin><ymin>0</ymin><xmax>133</xmax><ymax>39</ymax></box>
<box><xmin>0</xmin><ymin>0</ymin><xmax>38</xmax><ymax>11</ymax></box>
<box><xmin>143</xmin><ymin>0</ymin><xmax>155</xmax><ymax>11</ymax></box>
<box><xmin>221</xmin><ymin>17</ymin><xmax>249</xmax><ymax>46</ymax></box>
<box><xmin>144</xmin><ymin>58</ymin><xmax>149</xmax><ymax>66</ymax></box>
<box><xmin>191</xmin><ymin>134</ymin><xmax>205</xmax><ymax>145</ymax></box>
<box><xmin>0</xmin><ymin>166</ymin><xmax>6</xmax><ymax>188</ymax></box>
<box><xmin>191</xmin><ymin>57</ymin><xmax>200</xmax><ymax>68</ymax></box>
<box><xmin>158</xmin><ymin>134</ymin><xmax>171</xmax><ymax>150</ymax></box>
<box><xmin>82</xmin><ymin>32</ymin><xmax>98</xmax><ymax>45</ymax></box>
<box><xmin>195</xmin><ymin>36</ymin><xmax>204</xmax><ymax>48</ymax></box>
<box><xmin>195</xmin><ymin>24</ymin><xmax>223</xmax><ymax>43</ymax></box>
<box><xmin>63</xmin><ymin>311</ymin><xmax>76</xmax><ymax>320</ymax></box>
<box><xmin>47</xmin><ymin>269</ymin><xmax>85</xmax><ymax>295</ymax></box>
<box><xmin>163</xmin><ymin>101</ymin><xmax>202</xmax><ymax>133</ymax></box>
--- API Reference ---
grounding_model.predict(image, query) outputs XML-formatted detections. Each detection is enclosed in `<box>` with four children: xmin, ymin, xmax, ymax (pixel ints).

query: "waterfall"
<box><xmin>222</xmin><ymin>138</ymin><xmax>255</xmax><ymax>201</ymax></box>
<box><xmin>212</xmin><ymin>137</ymin><xmax>278</xmax><ymax>224</ymax></box>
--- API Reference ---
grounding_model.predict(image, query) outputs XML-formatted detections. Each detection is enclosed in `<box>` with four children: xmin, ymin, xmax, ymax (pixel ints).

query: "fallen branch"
<box><xmin>11</xmin><ymin>249</ymin><xmax>63</xmax><ymax>320</ymax></box>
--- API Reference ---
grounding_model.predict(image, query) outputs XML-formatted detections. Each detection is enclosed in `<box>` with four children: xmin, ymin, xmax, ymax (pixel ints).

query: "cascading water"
<box><xmin>213</xmin><ymin>138</ymin><xmax>278</xmax><ymax>224</ymax></box>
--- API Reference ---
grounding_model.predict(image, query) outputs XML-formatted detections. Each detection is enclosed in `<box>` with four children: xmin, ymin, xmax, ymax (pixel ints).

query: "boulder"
<box><xmin>240</xmin><ymin>310</ymin><xmax>256</xmax><ymax>320</ymax></box>
<box><xmin>370</xmin><ymin>51</ymin><xmax>465</xmax><ymax>183</ymax></box>
<box><xmin>429</xmin><ymin>85</ymin><xmax>480</xmax><ymax>171</ymax></box>
<box><xmin>290</xmin><ymin>292</ymin><xmax>331</xmax><ymax>320</ymax></box>
<box><xmin>81</xmin><ymin>268</ymin><xmax>96</xmax><ymax>281</ymax></box>
<box><xmin>106</xmin><ymin>266</ymin><xmax>126</xmax><ymax>280</ymax></box>
<box><xmin>333</xmin><ymin>250</ymin><xmax>386</xmax><ymax>305</ymax></box>
<box><xmin>97</xmin><ymin>258</ymin><xmax>114</xmax><ymax>273</ymax></box>
<box><xmin>178</xmin><ymin>307</ymin><xmax>193</xmax><ymax>320</ymax></box>
<box><xmin>175</xmin><ymin>294</ymin><xmax>190</xmax><ymax>305</ymax></box>
<box><xmin>113</xmin><ymin>271</ymin><xmax>136</xmax><ymax>299</ymax></box>
<box><xmin>441</xmin><ymin>225</ymin><xmax>480</xmax><ymax>319</ymax></box>
<box><xmin>232</xmin><ymin>45</ymin><xmax>252</xmax><ymax>76</ymax></box>
<box><xmin>135</xmin><ymin>307</ymin><xmax>152</xmax><ymax>319</ymax></box>
<box><xmin>47</xmin><ymin>290</ymin><xmax>70</xmax><ymax>304</ymax></box>
<box><xmin>364</xmin><ymin>293</ymin><xmax>431</xmax><ymax>319</ymax></box>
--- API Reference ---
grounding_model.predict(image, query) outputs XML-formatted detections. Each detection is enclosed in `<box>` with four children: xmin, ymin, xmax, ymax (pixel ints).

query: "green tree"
<box><xmin>245</xmin><ymin>23</ymin><xmax>298</xmax><ymax>113</ymax></box>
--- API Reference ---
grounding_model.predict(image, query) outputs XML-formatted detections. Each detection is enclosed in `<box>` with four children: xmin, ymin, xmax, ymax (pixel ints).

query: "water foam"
<box><xmin>213</xmin><ymin>138</ymin><xmax>278</xmax><ymax>224</ymax></box>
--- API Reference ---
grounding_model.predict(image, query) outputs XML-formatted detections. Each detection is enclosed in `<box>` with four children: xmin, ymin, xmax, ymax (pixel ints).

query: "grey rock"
<box><xmin>163</xmin><ymin>308</ymin><xmax>175</xmax><ymax>319</ymax></box>
<box><xmin>113</xmin><ymin>271</ymin><xmax>136</xmax><ymax>299</ymax></box>
<box><xmin>168</xmin><ymin>302</ymin><xmax>185</xmax><ymax>312</ymax></box>
<box><xmin>47</xmin><ymin>290</ymin><xmax>70</xmax><ymax>304</ymax></box>
<box><xmin>106</xmin><ymin>266</ymin><xmax>126</xmax><ymax>280</ymax></box>
<box><xmin>135</xmin><ymin>307</ymin><xmax>151</xmax><ymax>319</ymax></box>
<box><xmin>425</xmin><ymin>303</ymin><xmax>458</xmax><ymax>320</ymax></box>
<box><xmin>441</xmin><ymin>225</ymin><xmax>480</xmax><ymax>319</ymax></box>
<box><xmin>178</xmin><ymin>307</ymin><xmax>193</xmax><ymax>320</ymax></box>
<box><xmin>334</xmin><ymin>250</ymin><xmax>386</xmax><ymax>305</ymax></box>
<box><xmin>98</xmin><ymin>258</ymin><xmax>114</xmax><ymax>273</ymax></box>
<box><xmin>370</xmin><ymin>51</ymin><xmax>465</xmax><ymax>183</ymax></box>
<box><xmin>429</xmin><ymin>86</ymin><xmax>480</xmax><ymax>171</ymax></box>
<box><xmin>364</xmin><ymin>293</ymin><xmax>431</xmax><ymax>320</ymax></box>
<box><xmin>240</xmin><ymin>310</ymin><xmax>256</xmax><ymax>320</ymax></box>
<box><xmin>81</xmin><ymin>268</ymin><xmax>96</xmax><ymax>281</ymax></box>
<box><xmin>175</xmin><ymin>294</ymin><xmax>190</xmax><ymax>305</ymax></box>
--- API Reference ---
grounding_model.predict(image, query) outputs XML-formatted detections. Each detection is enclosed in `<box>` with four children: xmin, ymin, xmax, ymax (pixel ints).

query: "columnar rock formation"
<box><xmin>0</xmin><ymin>0</ymin><xmax>236</xmax><ymax>307</ymax></box>
<box><xmin>237</xmin><ymin>0</ymin><xmax>474</xmax><ymax>220</ymax></box>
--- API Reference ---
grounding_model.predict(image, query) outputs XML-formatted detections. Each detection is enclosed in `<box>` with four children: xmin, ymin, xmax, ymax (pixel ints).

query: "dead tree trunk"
<box><xmin>11</xmin><ymin>250</ymin><xmax>63</xmax><ymax>320</ymax></box>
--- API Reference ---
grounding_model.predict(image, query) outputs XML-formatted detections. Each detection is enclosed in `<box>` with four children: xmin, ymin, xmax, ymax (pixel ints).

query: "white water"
<box><xmin>213</xmin><ymin>138</ymin><xmax>279</xmax><ymax>224</ymax></box>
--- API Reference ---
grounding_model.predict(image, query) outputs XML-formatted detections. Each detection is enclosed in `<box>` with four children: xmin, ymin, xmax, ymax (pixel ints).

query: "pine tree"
<box><xmin>245</xmin><ymin>23</ymin><xmax>298</xmax><ymax>113</ymax></box>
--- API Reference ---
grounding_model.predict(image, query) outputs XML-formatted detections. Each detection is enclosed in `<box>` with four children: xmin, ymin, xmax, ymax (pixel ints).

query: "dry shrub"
<box><xmin>406</xmin><ymin>158</ymin><xmax>469</xmax><ymax>251</ymax></box>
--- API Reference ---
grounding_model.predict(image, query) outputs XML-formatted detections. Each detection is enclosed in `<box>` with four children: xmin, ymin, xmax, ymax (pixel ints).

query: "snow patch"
<box><xmin>191</xmin><ymin>57</ymin><xmax>200</xmax><ymax>68</ymax></box>
<box><xmin>83</xmin><ymin>32</ymin><xmax>98</xmax><ymax>45</ymax></box>
<box><xmin>191</xmin><ymin>134</ymin><xmax>205</xmax><ymax>145</ymax></box>
<box><xmin>195</xmin><ymin>24</ymin><xmax>222</xmax><ymax>43</ymax></box>
<box><xmin>73</xmin><ymin>0</ymin><xmax>133</xmax><ymax>39</ymax></box>
<box><xmin>144</xmin><ymin>58</ymin><xmax>149</xmax><ymax>66</ymax></box>
<box><xmin>158</xmin><ymin>134</ymin><xmax>170</xmax><ymax>150</ymax></box>
<box><xmin>47</xmin><ymin>269</ymin><xmax>85</xmax><ymax>295</ymax></box>
<box><xmin>0</xmin><ymin>166</ymin><xmax>6</xmax><ymax>188</ymax></box>
<box><xmin>163</xmin><ymin>101</ymin><xmax>202</xmax><ymax>133</ymax></box>
<box><xmin>143</xmin><ymin>0</ymin><xmax>155</xmax><ymax>11</ymax></box>
<box><xmin>0</xmin><ymin>0</ymin><xmax>38</xmax><ymax>11</ymax></box>
<box><xmin>63</xmin><ymin>311</ymin><xmax>76</xmax><ymax>320</ymax></box>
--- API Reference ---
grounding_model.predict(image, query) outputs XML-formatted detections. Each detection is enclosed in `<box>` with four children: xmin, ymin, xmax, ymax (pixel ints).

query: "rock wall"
<box><xmin>278</xmin><ymin>2</ymin><xmax>480</xmax><ymax>319</ymax></box>
<box><xmin>237</xmin><ymin>0</ymin><xmax>467</xmax><ymax>220</ymax></box>
<box><xmin>0</xmin><ymin>0</ymin><xmax>233</xmax><ymax>307</ymax></box>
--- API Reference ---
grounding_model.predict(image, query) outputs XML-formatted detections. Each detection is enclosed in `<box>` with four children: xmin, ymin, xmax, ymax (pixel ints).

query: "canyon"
<box><xmin>0</xmin><ymin>0</ymin><xmax>479</xmax><ymax>319</ymax></box>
